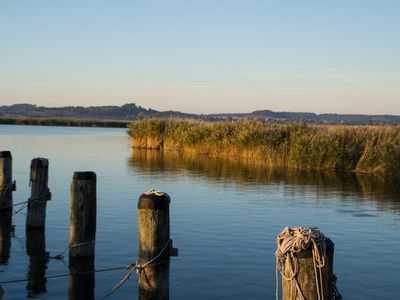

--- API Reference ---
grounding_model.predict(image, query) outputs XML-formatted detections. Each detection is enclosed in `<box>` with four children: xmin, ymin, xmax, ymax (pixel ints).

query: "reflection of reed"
<box><xmin>139</xmin><ymin>261</ymin><xmax>170</xmax><ymax>300</ymax></box>
<box><xmin>0</xmin><ymin>210</ymin><xmax>12</xmax><ymax>265</ymax></box>
<box><xmin>129</xmin><ymin>149</ymin><xmax>400</xmax><ymax>209</ymax></box>
<box><xmin>26</xmin><ymin>228</ymin><xmax>48</xmax><ymax>297</ymax></box>
<box><xmin>68</xmin><ymin>258</ymin><xmax>95</xmax><ymax>300</ymax></box>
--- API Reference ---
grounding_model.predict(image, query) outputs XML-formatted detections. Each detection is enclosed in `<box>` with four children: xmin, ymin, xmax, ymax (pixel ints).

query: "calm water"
<box><xmin>1</xmin><ymin>125</ymin><xmax>400</xmax><ymax>300</ymax></box>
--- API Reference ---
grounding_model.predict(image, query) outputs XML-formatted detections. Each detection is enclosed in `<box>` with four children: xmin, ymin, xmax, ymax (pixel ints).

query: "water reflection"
<box><xmin>0</xmin><ymin>210</ymin><xmax>12</xmax><ymax>265</ymax></box>
<box><xmin>139</xmin><ymin>261</ymin><xmax>170</xmax><ymax>300</ymax></box>
<box><xmin>26</xmin><ymin>229</ymin><xmax>48</xmax><ymax>297</ymax></box>
<box><xmin>129</xmin><ymin>150</ymin><xmax>400</xmax><ymax>211</ymax></box>
<box><xmin>68</xmin><ymin>258</ymin><xmax>95</xmax><ymax>300</ymax></box>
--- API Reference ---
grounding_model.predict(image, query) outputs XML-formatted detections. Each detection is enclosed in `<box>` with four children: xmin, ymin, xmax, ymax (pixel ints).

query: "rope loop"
<box><xmin>275</xmin><ymin>227</ymin><xmax>327</xmax><ymax>300</ymax></box>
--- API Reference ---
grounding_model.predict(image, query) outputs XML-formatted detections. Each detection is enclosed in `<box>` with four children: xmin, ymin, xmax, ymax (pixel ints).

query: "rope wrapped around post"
<box><xmin>275</xmin><ymin>227</ymin><xmax>340</xmax><ymax>300</ymax></box>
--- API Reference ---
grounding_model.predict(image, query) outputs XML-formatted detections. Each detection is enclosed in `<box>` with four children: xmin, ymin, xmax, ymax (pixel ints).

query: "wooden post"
<box><xmin>276</xmin><ymin>227</ymin><xmax>335</xmax><ymax>300</ymax></box>
<box><xmin>26</xmin><ymin>229</ymin><xmax>48</xmax><ymax>297</ymax></box>
<box><xmin>0</xmin><ymin>283</ymin><xmax>4</xmax><ymax>300</ymax></box>
<box><xmin>69</xmin><ymin>172</ymin><xmax>96</xmax><ymax>259</ymax></box>
<box><xmin>26</xmin><ymin>158</ymin><xmax>51</xmax><ymax>229</ymax></box>
<box><xmin>0</xmin><ymin>151</ymin><xmax>16</xmax><ymax>210</ymax></box>
<box><xmin>137</xmin><ymin>190</ymin><xmax>174</xmax><ymax>300</ymax></box>
<box><xmin>68</xmin><ymin>257</ymin><xmax>95</xmax><ymax>300</ymax></box>
<box><xmin>0</xmin><ymin>210</ymin><xmax>12</xmax><ymax>265</ymax></box>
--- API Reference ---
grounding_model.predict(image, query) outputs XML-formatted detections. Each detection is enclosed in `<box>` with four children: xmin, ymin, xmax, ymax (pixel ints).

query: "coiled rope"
<box><xmin>275</xmin><ymin>227</ymin><xmax>327</xmax><ymax>300</ymax></box>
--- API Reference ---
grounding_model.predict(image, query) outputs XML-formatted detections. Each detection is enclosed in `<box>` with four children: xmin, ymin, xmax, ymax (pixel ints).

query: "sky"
<box><xmin>0</xmin><ymin>0</ymin><xmax>399</xmax><ymax>114</ymax></box>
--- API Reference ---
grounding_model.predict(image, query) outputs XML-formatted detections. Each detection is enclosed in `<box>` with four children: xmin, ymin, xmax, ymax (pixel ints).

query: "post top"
<box><xmin>31</xmin><ymin>158</ymin><xmax>49</xmax><ymax>169</ymax></box>
<box><xmin>73</xmin><ymin>171</ymin><xmax>97</xmax><ymax>181</ymax></box>
<box><xmin>0</xmin><ymin>151</ymin><xmax>11</xmax><ymax>158</ymax></box>
<box><xmin>138</xmin><ymin>189</ymin><xmax>170</xmax><ymax>209</ymax></box>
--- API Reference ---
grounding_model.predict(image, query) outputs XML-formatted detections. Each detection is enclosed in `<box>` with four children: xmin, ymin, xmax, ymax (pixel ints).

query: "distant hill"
<box><xmin>0</xmin><ymin>103</ymin><xmax>399</xmax><ymax>125</ymax></box>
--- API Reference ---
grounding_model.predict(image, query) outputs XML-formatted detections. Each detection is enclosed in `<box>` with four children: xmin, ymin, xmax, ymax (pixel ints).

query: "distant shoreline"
<box><xmin>0</xmin><ymin>118</ymin><xmax>129</xmax><ymax>128</ymax></box>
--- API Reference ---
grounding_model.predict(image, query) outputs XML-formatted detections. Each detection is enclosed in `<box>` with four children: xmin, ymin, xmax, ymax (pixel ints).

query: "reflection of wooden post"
<box><xmin>0</xmin><ymin>210</ymin><xmax>12</xmax><ymax>265</ymax></box>
<box><xmin>69</xmin><ymin>172</ymin><xmax>96</xmax><ymax>258</ymax></box>
<box><xmin>68</xmin><ymin>257</ymin><xmax>95</xmax><ymax>300</ymax></box>
<box><xmin>26</xmin><ymin>158</ymin><xmax>51</xmax><ymax>229</ymax></box>
<box><xmin>26</xmin><ymin>229</ymin><xmax>48</xmax><ymax>297</ymax></box>
<box><xmin>138</xmin><ymin>190</ymin><xmax>172</xmax><ymax>300</ymax></box>
<box><xmin>0</xmin><ymin>283</ymin><xmax>4</xmax><ymax>299</ymax></box>
<box><xmin>276</xmin><ymin>227</ymin><xmax>335</xmax><ymax>300</ymax></box>
<box><xmin>0</xmin><ymin>151</ymin><xmax>15</xmax><ymax>210</ymax></box>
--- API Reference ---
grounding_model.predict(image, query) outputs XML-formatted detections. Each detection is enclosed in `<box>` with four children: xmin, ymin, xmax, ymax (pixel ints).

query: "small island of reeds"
<box><xmin>128</xmin><ymin>119</ymin><xmax>400</xmax><ymax>175</ymax></box>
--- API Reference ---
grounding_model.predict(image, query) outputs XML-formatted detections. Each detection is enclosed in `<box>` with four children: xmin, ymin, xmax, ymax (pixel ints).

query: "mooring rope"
<box><xmin>100</xmin><ymin>239</ymin><xmax>172</xmax><ymax>300</ymax></box>
<box><xmin>275</xmin><ymin>227</ymin><xmax>327</xmax><ymax>300</ymax></box>
<box><xmin>47</xmin><ymin>241</ymin><xmax>95</xmax><ymax>261</ymax></box>
<box><xmin>0</xmin><ymin>265</ymin><xmax>128</xmax><ymax>285</ymax></box>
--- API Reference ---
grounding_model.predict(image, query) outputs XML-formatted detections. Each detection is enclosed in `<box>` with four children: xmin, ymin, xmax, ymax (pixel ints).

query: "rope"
<box><xmin>0</xmin><ymin>265</ymin><xmax>127</xmax><ymax>285</ymax></box>
<box><xmin>100</xmin><ymin>239</ymin><xmax>172</xmax><ymax>300</ymax></box>
<box><xmin>275</xmin><ymin>227</ymin><xmax>327</xmax><ymax>300</ymax></box>
<box><xmin>0</xmin><ymin>200</ymin><xmax>29</xmax><ymax>211</ymax></box>
<box><xmin>48</xmin><ymin>241</ymin><xmax>95</xmax><ymax>261</ymax></box>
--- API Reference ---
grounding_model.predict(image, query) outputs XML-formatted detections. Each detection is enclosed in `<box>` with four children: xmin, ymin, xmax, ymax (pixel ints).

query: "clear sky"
<box><xmin>0</xmin><ymin>0</ymin><xmax>399</xmax><ymax>114</ymax></box>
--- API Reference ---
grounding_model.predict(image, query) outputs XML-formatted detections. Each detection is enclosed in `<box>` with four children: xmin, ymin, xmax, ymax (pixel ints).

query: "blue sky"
<box><xmin>0</xmin><ymin>0</ymin><xmax>399</xmax><ymax>114</ymax></box>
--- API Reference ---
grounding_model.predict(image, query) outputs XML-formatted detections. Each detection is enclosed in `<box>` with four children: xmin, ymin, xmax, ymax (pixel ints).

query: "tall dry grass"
<box><xmin>128</xmin><ymin>119</ymin><xmax>400</xmax><ymax>175</ymax></box>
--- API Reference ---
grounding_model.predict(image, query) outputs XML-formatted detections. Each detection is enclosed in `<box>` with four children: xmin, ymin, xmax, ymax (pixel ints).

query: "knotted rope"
<box><xmin>275</xmin><ymin>227</ymin><xmax>327</xmax><ymax>300</ymax></box>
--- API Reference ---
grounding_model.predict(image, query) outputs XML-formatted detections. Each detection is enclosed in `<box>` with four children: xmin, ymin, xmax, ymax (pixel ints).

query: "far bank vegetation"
<box><xmin>128</xmin><ymin>119</ymin><xmax>400</xmax><ymax>175</ymax></box>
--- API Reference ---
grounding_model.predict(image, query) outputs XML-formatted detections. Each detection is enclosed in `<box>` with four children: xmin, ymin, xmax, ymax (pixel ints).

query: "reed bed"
<box><xmin>128</xmin><ymin>119</ymin><xmax>400</xmax><ymax>175</ymax></box>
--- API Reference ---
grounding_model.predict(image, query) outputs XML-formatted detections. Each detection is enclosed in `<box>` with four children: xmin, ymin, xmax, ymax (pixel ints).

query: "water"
<box><xmin>1</xmin><ymin>124</ymin><xmax>399</xmax><ymax>299</ymax></box>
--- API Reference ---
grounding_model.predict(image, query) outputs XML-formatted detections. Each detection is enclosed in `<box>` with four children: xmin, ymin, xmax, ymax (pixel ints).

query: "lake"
<box><xmin>1</xmin><ymin>125</ymin><xmax>400</xmax><ymax>299</ymax></box>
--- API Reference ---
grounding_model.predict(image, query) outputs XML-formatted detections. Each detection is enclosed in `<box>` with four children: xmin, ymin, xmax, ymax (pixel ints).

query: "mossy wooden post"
<box><xmin>138</xmin><ymin>190</ymin><xmax>173</xmax><ymax>300</ymax></box>
<box><xmin>26</xmin><ymin>158</ymin><xmax>51</xmax><ymax>229</ymax></box>
<box><xmin>26</xmin><ymin>229</ymin><xmax>48</xmax><ymax>297</ymax></box>
<box><xmin>0</xmin><ymin>151</ymin><xmax>16</xmax><ymax>210</ymax></box>
<box><xmin>276</xmin><ymin>228</ymin><xmax>335</xmax><ymax>300</ymax></box>
<box><xmin>69</xmin><ymin>172</ymin><xmax>96</xmax><ymax>259</ymax></box>
<box><xmin>68</xmin><ymin>257</ymin><xmax>95</xmax><ymax>300</ymax></box>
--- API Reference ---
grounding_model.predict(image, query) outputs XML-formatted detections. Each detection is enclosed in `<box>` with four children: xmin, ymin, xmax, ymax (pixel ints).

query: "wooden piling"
<box><xmin>0</xmin><ymin>151</ymin><xmax>15</xmax><ymax>210</ymax></box>
<box><xmin>26</xmin><ymin>158</ymin><xmax>51</xmax><ymax>229</ymax></box>
<box><xmin>0</xmin><ymin>210</ymin><xmax>12</xmax><ymax>265</ymax></box>
<box><xmin>68</xmin><ymin>257</ymin><xmax>95</xmax><ymax>300</ymax></box>
<box><xmin>69</xmin><ymin>172</ymin><xmax>96</xmax><ymax>258</ymax></box>
<box><xmin>26</xmin><ymin>229</ymin><xmax>48</xmax><ymax>297</ymax></box>
<box><xmin>137</xmin><ymin>190</ymin><xmax>172</xmax><ymax>300</ymax></box>
<box><xmin>276</xmin><ymin>227</ymin><xmax>335</xmax><ymax>300</ymax></box>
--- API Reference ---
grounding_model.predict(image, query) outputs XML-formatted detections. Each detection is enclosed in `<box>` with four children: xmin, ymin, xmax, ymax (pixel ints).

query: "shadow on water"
<box><xmin>26</xmin><ymin>229</ymin><xmax>48</xmax><ymax>298</ymax></box>
<box><xmin>128</xmin><ymin>149</ymin><xmax>400</xmax><ymax>212</ymax></box>
<box><xmin>0</xmin><ymin>210</ymin><xmax>12</xmax><ymax>266</ymax></box>
<box><xmin>68</xmin><ymin>257</ymin><xmax>95</xmax><ymax>300</ymax></box>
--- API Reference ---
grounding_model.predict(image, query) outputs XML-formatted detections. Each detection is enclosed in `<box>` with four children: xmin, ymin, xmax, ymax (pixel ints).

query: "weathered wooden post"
<box><xmin>276</xmin><ymin>227</ymin><xmax>339</xmax><ymax>300</ymax></box>
<box><xmin>0</xmin><ymin>209</ymin><xmax>12</xmax><ymax>265</ymax></box>
<box><xmin>68</xmin><ymin>172</ymin><xmax>96</xmax><ymax>300</ymax></box>
<box><xmin>0</xmin><ymin>151</ymin><xmax>16</xmax><ymax>210</ymax></box>
<box><xmin>26</xmin><ymin>158</ymin><xmax>51</xmax><ymax>229</ymax></box>
<box><xmin>68</xmin><ymin>257</ymin><xmax>95</xmax><ymax>300</ymax></box>
<box><xmin>69</xmin><ymin>171</ymin><xmax>96</xmax><ymax>258</ymax></box>
<box><xmin>137</xmin><ymin>190</ymin><xmax>177</xmax><ymax>300</ymax></box>
<box><xmin>26</xmin><ymin>229</ymin><xmax>48</xmax><ymax>297</ymax></box>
